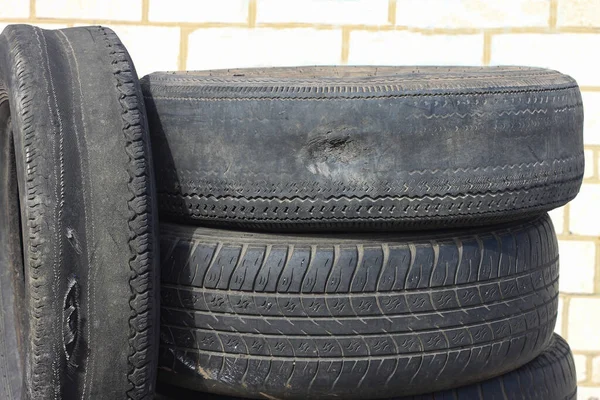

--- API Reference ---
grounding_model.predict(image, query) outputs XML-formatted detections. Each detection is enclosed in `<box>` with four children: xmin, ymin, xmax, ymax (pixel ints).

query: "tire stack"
<box><xmin>0</xmin><ymin>24</ymin><xmax>584</xmax><ymax>400</ymax></box>
<box><xmin>143</xmin><ymin>67</ymin><xmax>584</xmax><ymax>399</ymax></box>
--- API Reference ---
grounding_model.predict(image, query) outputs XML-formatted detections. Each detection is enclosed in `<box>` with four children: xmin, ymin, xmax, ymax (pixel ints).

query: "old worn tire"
<box><xmin>155</xmin><ymin>334</ymin><xmax>576</xmax><ymax>400</ymax></box>
<box><xmin>400</xmin><ymin>334</ymin><xmax>576</xmax><ymax>400</ymax></box>
<box><xmin>158</xmin><ymin>214</ymin><xmax>559</xmax><ymax>399</ymax></box>
<box><xmin>0</xmin><ymin>25</ymin><xmax>159</xmax><ymax>399</ymax></box>
<box><xmin>142</xmin><ymin>66</ymin><xmax>583</xmax><ymax>231</ymax></box>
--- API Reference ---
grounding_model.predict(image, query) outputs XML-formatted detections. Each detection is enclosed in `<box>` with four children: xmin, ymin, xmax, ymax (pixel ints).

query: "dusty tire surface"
<box><xmin>0</xmin><ymin>25</ymin><xmax>159</xmax><ymax>399</ymax></box>
<box><xmin>158</xmin><ymin>214</ymin><xmax>559</xmax><ymax>399</ymax></box>
<box><xmin>142</xmin><ymin>66</ymin><xmax>584</xmax><ymax>231</ymax></box>
<box><xmin>399</xmin><ymin>334</ymin><xmax>576</xmax><ymax>400</ymax></box>
<box><xmin>156</xmin><ymin>334</ymin><xmax>576</xmax><ymax>400</ymax></box>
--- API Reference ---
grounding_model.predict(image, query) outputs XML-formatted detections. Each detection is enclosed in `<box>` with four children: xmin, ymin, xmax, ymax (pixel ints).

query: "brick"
<box><xmin>348</xmin><ymin>31</ymin><xmax>483</xmax><ymax>65</ymax></box>
<box><xmin>558</xmin><ymin>240</ymin><xmax>596</xmax><ymax>293</ymax></box>
<box><xmin>490</xmin><ymin>33</ymin><xmax>600</xmax><ymax>87</ymax></box>
<box><xmin>187</xmin><ymin>28</ymin><xmax>342</xmax><ymax>70</ymax></box>
<box><xmin>575</xmin><ymin>354</ymin><xmax>589</xmax><ymax>383</ymax></box>
<box><xmin>568</xmin><ymin>297</ymin><xmax>600</xmax><ymax>351</ymax></box>
<box><xmin>585</xmin><ymin>148</ymin><xmax>596</xmax><ymax>179</ymax></box>
<box><xmin>569</xmin><ymin>184</ymin><xmax>600</xmax><ymax>236</ymax></box>
<box><xmin>549</xmin><ymin>206</ymin><xmax>565</xmax><ymax>235</ymax></box>
<box><xmin>593</xmin><ymin>356</ymin><xmax>600</xmax><ymax>384</ymax></box>
<box><xmin>395</xmin><ymin>0</ymin><xmax>550</xmax><ymax>28</ymax></box>
<box><xmin>103</xmin><ymin>25</ymin><xmax>180</xmax><ymax>77</ymax></box>
<box><xmin>583</xmin><ymin>92</ymin><xmax>600</xmax><ymax>146</ymax></box>
<box><xmin>36</xmin><ymin>0</ymin><xmax>142</xmax><ymax>21</ymax></box>
<box><xmin>578</xmin><ymin>386</ymin><xmax>600</xmax><ymax>400</ymax></box>
<box><xmin>257</xmin><ymin>0</ymin><xmax>389</xmax><ymax>25</ymax></box>
<box><xmin>554</xmin><ymin>296</ymin><xmax>564</xmax><ymax>335</ymax></box>
<box><xmin>149</xmin><ymin>0</ymin><xmax>249</xmax><ymax>23</ymax></box>
<box><xmin>0</xmin><ymin>0</ymin><xmax>29</xmax><ymax>18</ymax></box>
<box><xmin>558</xmin><ymin>0</ymin><xmax>600</xmax><ymax>27</ymax></box>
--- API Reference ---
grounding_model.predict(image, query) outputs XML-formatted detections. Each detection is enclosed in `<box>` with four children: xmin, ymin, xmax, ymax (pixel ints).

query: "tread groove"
<box><xmin>158</xmin><ymin>214</ymin><xmax>561</xmax><ymax>399</ymax></box>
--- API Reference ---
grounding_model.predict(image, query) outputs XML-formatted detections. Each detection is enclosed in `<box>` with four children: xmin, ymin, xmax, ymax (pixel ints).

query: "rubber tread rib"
<box><xmin>157</xmin><ymin>214</ymin><xmax>559</xmax><ymax>399</ymax></box>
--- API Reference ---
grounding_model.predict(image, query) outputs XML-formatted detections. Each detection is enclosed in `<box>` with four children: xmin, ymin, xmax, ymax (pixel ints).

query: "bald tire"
<box><xmin>142</xmin><ymin>66</ymin><xmax>583</xmax><ymax>231</ymax></box>
<box><xmin>0</xmin><ymin>25</ymin><xmax>159</xmax><ymax>399</ymax></box>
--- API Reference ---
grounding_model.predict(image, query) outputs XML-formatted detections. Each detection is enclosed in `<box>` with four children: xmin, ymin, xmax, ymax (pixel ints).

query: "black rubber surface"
<box><xmin>156</xmin><ymin>334</ymin><xmax>576</xmax><ymax>400</ymax></box>
<box><xmin>142</xmin><ymin>66</ymin><xmax>584</xmax><ymax>231</ymax></box>
<box><xmin>0</xmin><ymin>25</ymin><xmax>159</xmax><ymax>399</ymax></box>
<box><xmin>157</xmin><ymin>214</ymin><xmax>559</xmax><ymax>399</ymax></box>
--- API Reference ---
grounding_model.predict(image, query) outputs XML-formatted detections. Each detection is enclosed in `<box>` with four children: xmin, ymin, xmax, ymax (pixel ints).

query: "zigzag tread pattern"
<box><xmin>144</xmin><ymin>83</ymin><xmax>580</xmax><ymax>101</ymax></box>
<box><xmin>97</xmin><ymin>27</ymin><xmax>156</xmax><ymax>400</ymax></box>
<box><xmin>157</xmin><ymin>179</ymin><xmax>581</xmax><ymax>228</ymax></box>
<box><xmin>409</xmin><ymin>103</ymin><xmax>580</xmax><ymax>119</ymax></box>
<box><xmin>4</xmin><ymin>25</ymin><xmax>57</xmax><ymax>397</ymax></box>
<box><xmin>142</xmin><ymin>68</ymin><xmax>577</xmax><ymax>98</ymax></box>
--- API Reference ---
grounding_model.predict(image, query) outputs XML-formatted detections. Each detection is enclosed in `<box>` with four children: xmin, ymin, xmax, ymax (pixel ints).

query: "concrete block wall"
<box><xmin>0</xmin><ymin>0</ymin><xmax>598</xmax><ymax>397</ymax></box>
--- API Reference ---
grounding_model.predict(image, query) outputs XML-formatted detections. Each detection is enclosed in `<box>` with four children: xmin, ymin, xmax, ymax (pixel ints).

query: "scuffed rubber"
<box><xmin>142</xmin><ymin>66</ymin><xmax>584</xmax><ymax>231</ymax></box>
<box><xmin>0</xmin><ymin>25</ymin><xmax>159</xmax><ymax>399</ymax></box>
<box><xmin>155</xmin><ymin>334</ymin><xmax>576</xmax><ymax>400</ymax></box>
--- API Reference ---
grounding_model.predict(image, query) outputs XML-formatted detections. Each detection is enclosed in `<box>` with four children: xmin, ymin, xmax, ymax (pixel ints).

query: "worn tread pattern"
<box><xmin>156</xmin><ymin>334</ymin><xmax>576</xmax><ymax>400</ymax></box>
<box><xmin>4</xmin><ymin>25</ymin><xmax>55</xmax><ymax>398</ymax></box>
<box><xmin>158</xmin><ymin>176</ymin><xmax>580</xmax><ymax>229</ymax></box>
<box><xmin>142</xmin><ymin>66</ymin><xmax>584</xmax><ymax>231</ymax></box>
<box><xmin>0</xmin><ymin>24</ymin><xmax>158</xmax><ymax>399</ymax></box>
<box><xmin>401</xmin><ymin>334</ymin><xmax>576</xmax><ymax>400</ymax></box>
<box><xmin>96</xmin><ymin>26</ymin><xmax>158</xmax><ymax>400</ymax></box>
<box><xmin>158</xmin><ymin>214</ymin><xmax>559</xmax><ymax>399</ymax></box>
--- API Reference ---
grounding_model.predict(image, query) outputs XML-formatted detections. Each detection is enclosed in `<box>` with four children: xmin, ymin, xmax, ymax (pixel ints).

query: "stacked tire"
<box><xmin>0</xmin><ymin>24</ymin><xmax>582</xmax><ymax>400</ymax></box>
<box><xmin>144</xmin><ymin>66</ymin><xmax>583</xmax><ymax>399</ymax></box>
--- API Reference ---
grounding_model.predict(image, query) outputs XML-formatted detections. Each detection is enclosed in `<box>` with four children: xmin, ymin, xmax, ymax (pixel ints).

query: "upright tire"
<box><xmin>158</xmin><ymin>214</ymin><xmax>559</xmax><ymax>399</ymax></box>
<box><xmin>142</xmin><ymin>66</ymin><xmax>584</xmax><ymax>231</ymax></box>
<box><xmin>0</xmin><ymin>25</ymin><xmax>158</xmax><ymax>399</ymax></box>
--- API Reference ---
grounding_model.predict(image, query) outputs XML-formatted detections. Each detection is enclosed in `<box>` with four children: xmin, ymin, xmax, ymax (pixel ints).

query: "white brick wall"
<box><xmin>569</xmin><ymin>184</ymin><xmax>600</xmax><ymax>236</ymax></box>
<box><xmin>348</xmin><ymin>31</ymin><xmax>483</xmax><ymax>65</ymax></box>
<box><xmin>578</xmin><ymin>386</ymin><xmax>600</xmax><ymax>399</ymax></box>
<box><xmin>557</xmin><ymin>0</ymin><xmax>600</xmax><ymax>27</ymax></box>
<box><xmin>36</xmin><ymin>0</ymin><xmax>142</xmax><ymax>21</ymax></box>
<box><xmin>108</xmin><ymin>25</ymin><xmax>180</xmax><ymax>76</ymax></box>
<box><xmin>558</xmin><ymin>240</ymin><xmax>596</xmax><ymax>293</ymax></box>
<box><xmin>576</xmin><ymin>353</ymin><xmax>589</xmax><ymax>383</ymax></box>
<box><xmin>593</xmin><ymin>356</ymin><xmax>600</xmax><ymax>384</ymax></box>
<box><xmin>187</xmin><ymin>28</ymin><xmax>342</xmax><ymax>70</ymax></box>
<box><xmin>555</xmin><ymin>296</ymin><xmax>564</xmax><ymax>335</ymax></box>
<box><xmin>549</xmin><ymin>206</ymin><xmax>566</xmax><ymax>235</ymax></box>
<box><xmin>586</xmin><ymin>149</ymin><xmax>596</xmax><ymax>179</ymax></box>
<box><xmin>149</xmin><ymin>0</ymin><xmax>249</xmax><ymax>23</ymax></box>
<box><xmin>583</xmin><ymin>92</ymin><xmax>600</xmax><ymax>146</ymax></box>
<box><xmin>568</xmin><ymin>297</ymin><xmax>600</xmax><ymax>351</ymax></box>
<box><xmin>0</xmin><ymin>0</ymin><xmax>29</xmax><ymax>19</ymax></box>
<box><xmin>490</xmin><ymin>33</ymin><xmax>600</xmax><ymax>86</ymax></box>
<box><xmin>395</xmin><ymin>0</ymin><xmax>550</xmax><ymax>28</ymax></box>
<box><xmin>257</xmin><ymin>0</ymin><xmax>389</xmax><ymax>25</ymax></box>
